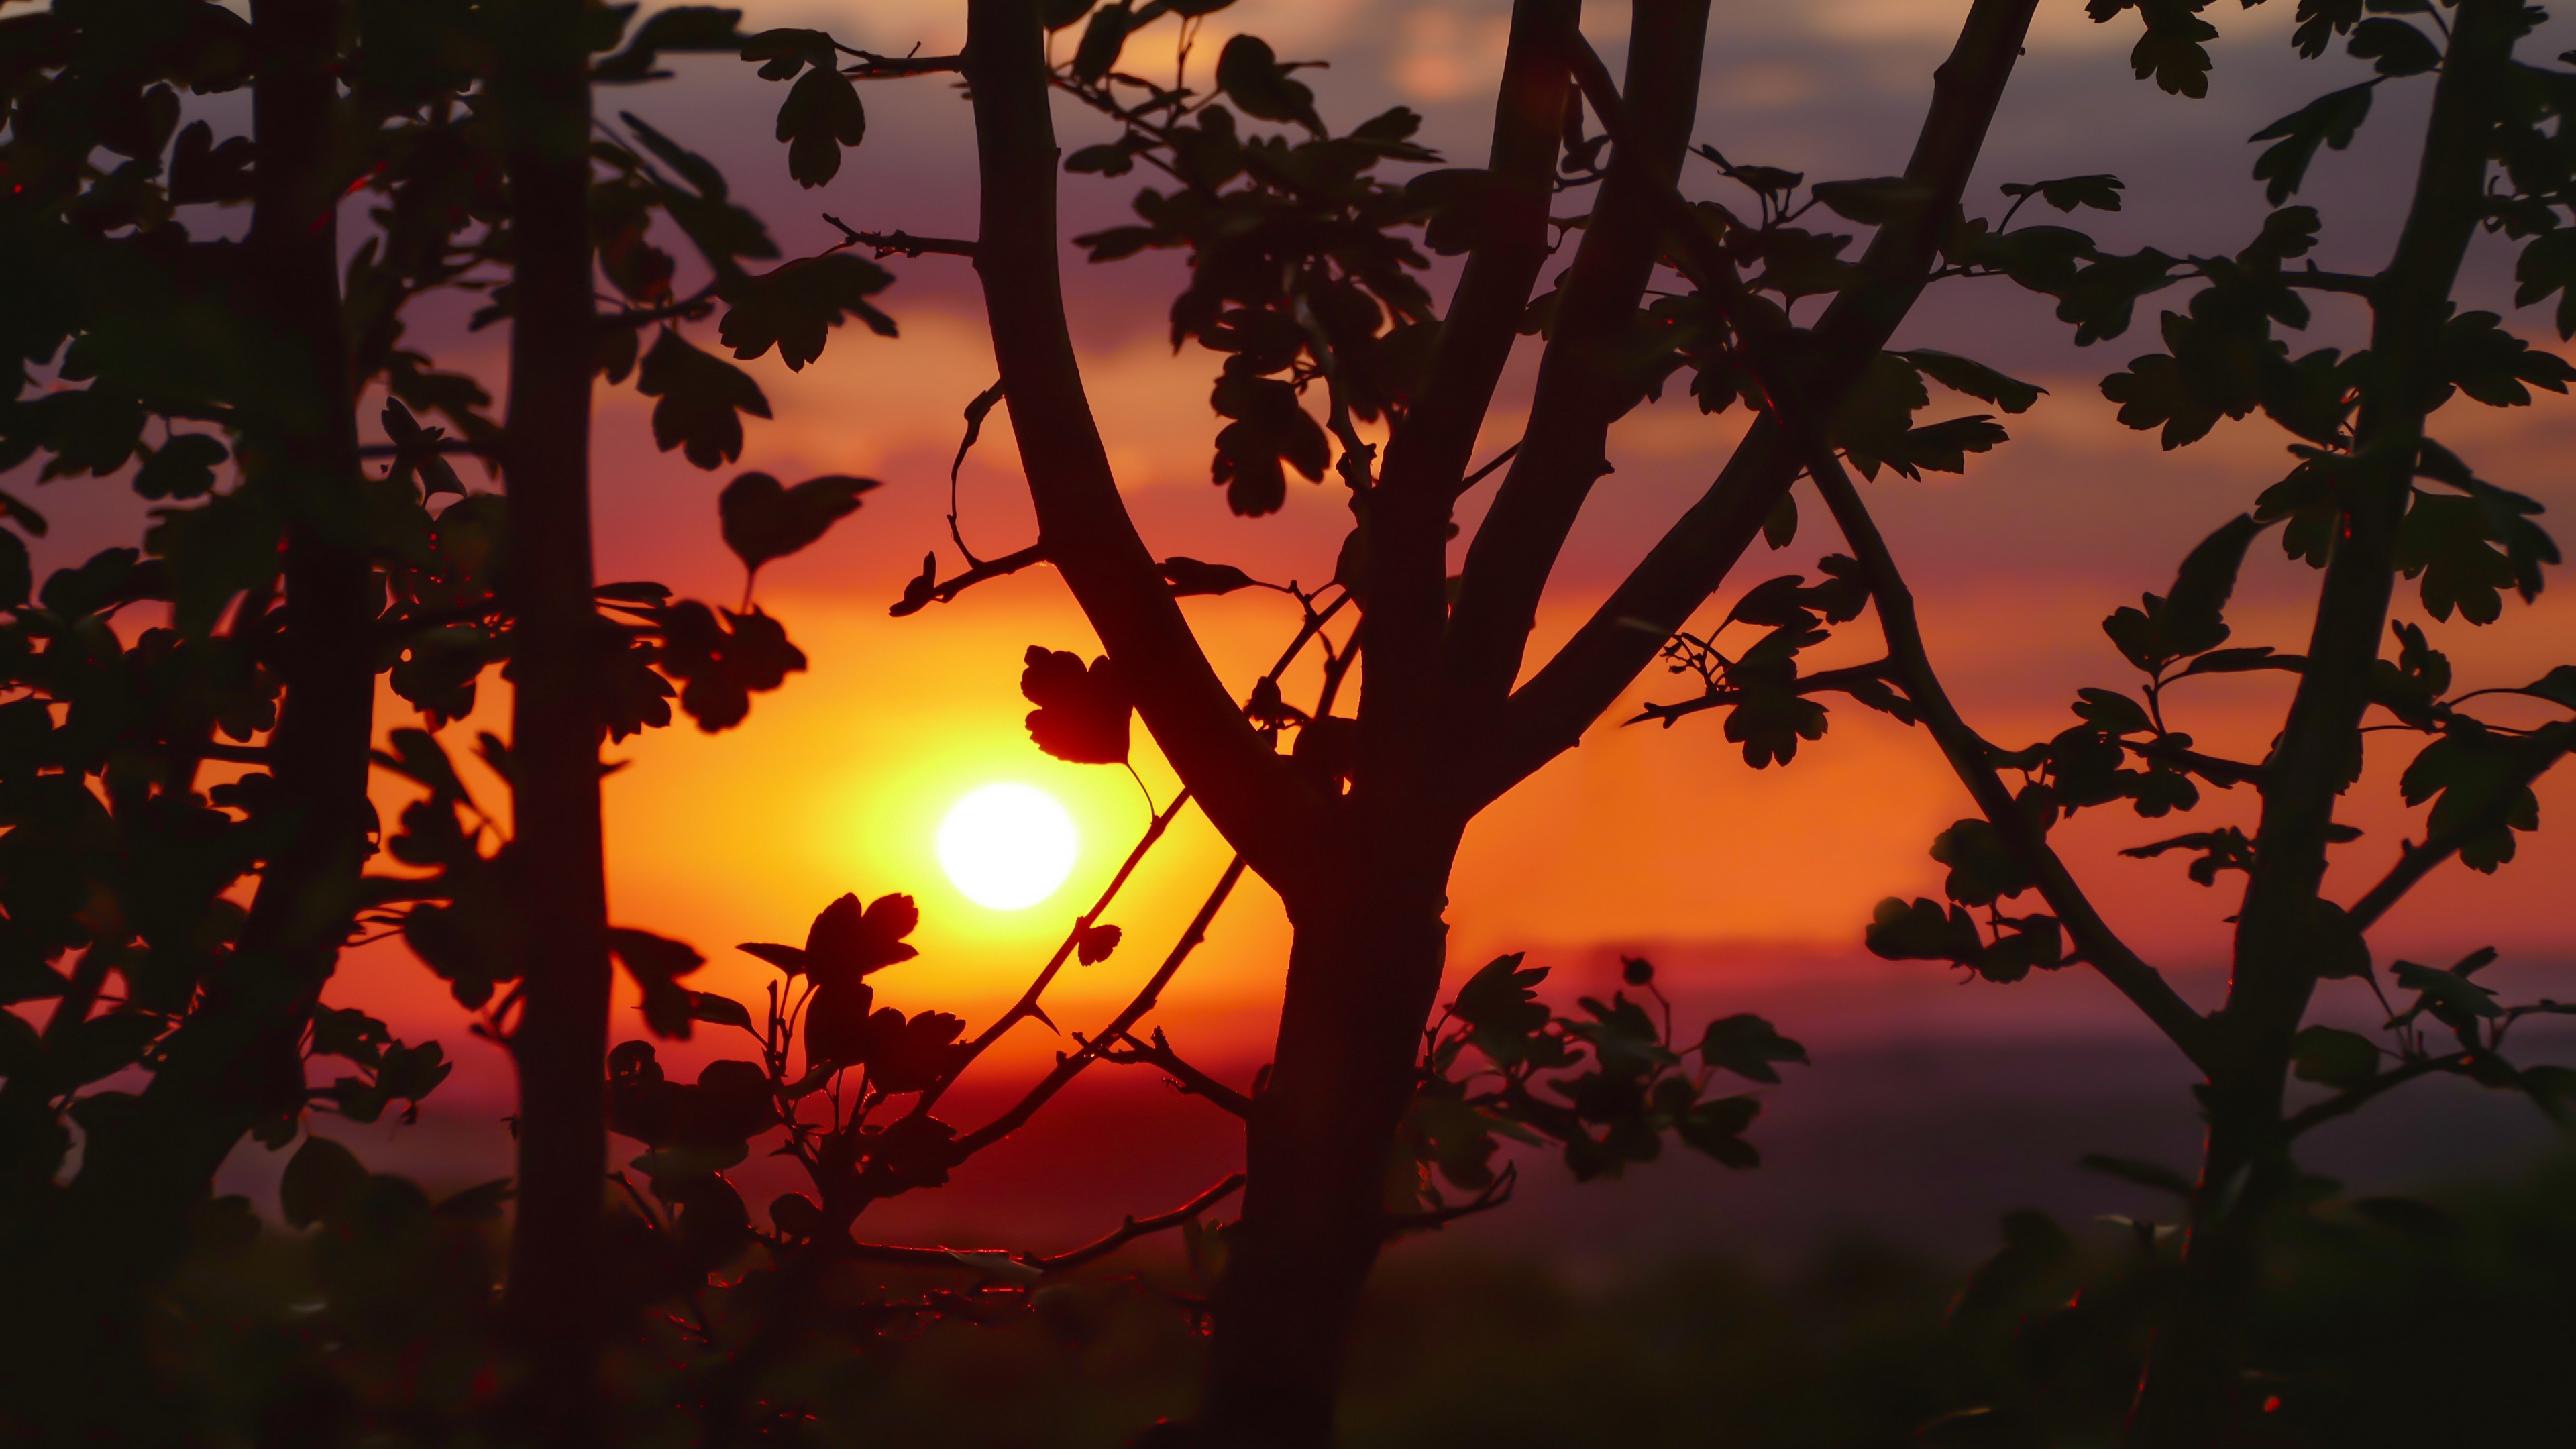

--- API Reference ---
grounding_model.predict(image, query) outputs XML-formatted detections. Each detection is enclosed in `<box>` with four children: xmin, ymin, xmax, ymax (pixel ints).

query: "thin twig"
<box><xmin>914</xmin><ymin>788</ymin><xmax>1197</xmax><ymax>1116</ymax></box>
<box><xmin>822</xmin><ymin>216</ymin><xmax>979</xmax><ymax>258</ymax></box>
<box><xmin>1807</xmin><ymin>458</ymin><xmax>2215</xmax><ymax>1070</ymax></box>
<box><xmin>835</xmin><ymin>1171</ymin><xmax>1244</xmax><ymax>1275</ymax></box>
<box><xmin>888</xmin><ymin>544</ymin><xmax>1049</xmax><ymax>616</ymax></box>
<box><xmin>955</xmin><ymin>855</ymin><xmax>1250</xmax><ymax>1157</ymax></box>
<box><xmin>2284</xmin><ymin>1053</ymin><xmax>2467</xmax><ymax>1136</ymax></box>
<box><xmin>1104</xmin><ymin>1028</ymin><xmax>1253</xmax><ymax>1118</ymax></box>
<box><xmin>1024</xmin><ymin>1171</ymin><xmax>1246</xmax><ymax>1272</ymax></box>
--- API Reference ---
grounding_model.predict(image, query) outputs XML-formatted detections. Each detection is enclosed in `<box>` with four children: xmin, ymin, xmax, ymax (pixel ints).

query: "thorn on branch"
<box><xmin>823</xmin><ymin>216</ymin><xmax>979</xmax><ymax>259</ymax></box>
<box><xmin>1103</xmin><ymin>1028</ymin><xmax>1253</xmax><ymax>1118</ymax></box>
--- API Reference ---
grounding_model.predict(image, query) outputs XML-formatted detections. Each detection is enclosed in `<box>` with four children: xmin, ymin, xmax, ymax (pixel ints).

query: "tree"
<box><xmin>1695</xmin><ymin>1</ymin><xmax>2576</xmax><ymax>1441</ymax></box>
<box><xmin>795</xmin><ymin>0</ymin><xmax>2051</xmax><ymax>1439</ymax></box>
<box><xmin>0</xmin><ymin>0</ymin><xmax>882</xmax><ymax>1430</ymax></box>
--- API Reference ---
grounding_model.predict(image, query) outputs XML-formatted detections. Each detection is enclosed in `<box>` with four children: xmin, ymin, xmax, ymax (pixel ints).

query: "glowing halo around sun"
<box><xmin>936</xmin><ymin>783</ymin><xmax>1079</xmax><ymax>910</ymax></box>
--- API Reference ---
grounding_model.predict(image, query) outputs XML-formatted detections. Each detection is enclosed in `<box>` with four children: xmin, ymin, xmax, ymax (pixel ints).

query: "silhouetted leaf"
<box><xmin>720</xmin><ymin>472</ymin><xmax>878</xmax><ymax>575</ymax></box>
<box><xmin>637</xmin><ymin>330</ymin><xmax>773</xmax><ymax>469</ymax></box>
<box><xmin>1021</xmin><ymin>646</ymin><xmax>1132</xmax><ymax>765</ymax></box>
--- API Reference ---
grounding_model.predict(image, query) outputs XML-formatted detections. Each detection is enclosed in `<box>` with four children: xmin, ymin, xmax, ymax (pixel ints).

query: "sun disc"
<box><xmin>937</xmin><ymin>783</ymin><xmax>1079</xmax><ymax>910</ymax></box>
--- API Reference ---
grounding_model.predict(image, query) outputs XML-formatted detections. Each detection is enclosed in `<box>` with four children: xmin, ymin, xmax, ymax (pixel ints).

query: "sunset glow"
<box><xmin>937</xmin><ymin>783</ymin><xmax>1080</xmax><ymax>911</ymax></box>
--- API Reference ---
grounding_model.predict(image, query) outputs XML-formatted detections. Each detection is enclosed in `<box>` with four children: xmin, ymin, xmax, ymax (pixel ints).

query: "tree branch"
<box><xmin>955</xmin><ymin>854</ymin><xmax>1250</xmax><ymax>1157</ymax></box>
<box><xmin>1104</xmin><ymin>1027</ymin><xmax>1254</xmax><ymax>1118</ymax></box>
<box><xmin>1444</xmin><ymin>0</ymin><xmax>1714</xmax><ymax>719</ymax></box>
<box><xmin>1463</xmin><ymin>0</ymin><xmax>2043</xmax><ymax>808</ymax></box>
<box><xmin>1807</xmin><ymin>456</ymin><xmax>2214</xmax><ymax>1069</ymax></box>
<box><xmin>963</xmin><ymin>0</ymin><xmax>1330</xmax><ymax>899</ymax></box>
<box><xmin>914</xmin><ymin>787</ymin><xmax>1195</xmax><ymax>1116</ymax></box>
<box><xmin>1363</xmin><ymin>0</ymin><xmax>1579</xmax><ymax>820</ymax></box>
<box><xmin>823</xmin><ymin>216</ymin><xmax>978</xmax><ymax>259</ymax></box>
<box><xmin>2227</xmin><ymin>0</ymin><xmax>2523</xmax><ymax>1075</ymax></box>
<box><xmin>886</xmin><ymin>543</ymin><xmax>1047</xmax><ymax>616</ymax></box>
<box><xmin>2284</xmin><ymin>1053</ymin><xmax>2467</xmax><ymax>1138</ymax></box>
<box><xmin>838</xmin><ymin>1172</ymin><xmax>1245</xmax><ymax>1275</ymax></box>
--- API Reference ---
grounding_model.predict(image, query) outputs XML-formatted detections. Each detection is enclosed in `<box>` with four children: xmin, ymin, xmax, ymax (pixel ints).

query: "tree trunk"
<box><xmin>1201</xmin><ymin>837</ymin><xmax>1459</xmax><ymax>1446</ymax></box>
<box><xmin>492</xmin><ymin>0</ymin><xmax>612</xmax><ymax>1430</ymax></box>
<box><xmin>28</xmin><ymin>0</ymin><xmax>372</xmax><ymax>1354</ymax></box>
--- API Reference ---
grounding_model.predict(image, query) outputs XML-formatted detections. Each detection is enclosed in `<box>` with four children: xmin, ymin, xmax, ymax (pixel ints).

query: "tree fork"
<box><xmin>492</xmin><ymin>0</ymin><xmax>613</xmax><ymax>1428</ymax></box>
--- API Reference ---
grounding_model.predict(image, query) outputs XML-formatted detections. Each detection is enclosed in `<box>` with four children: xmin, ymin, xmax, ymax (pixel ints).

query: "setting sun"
<box><xmin>936</xmin><ymin>782</ymin><xmax>1079</xmax><ymax>910</ymax></box>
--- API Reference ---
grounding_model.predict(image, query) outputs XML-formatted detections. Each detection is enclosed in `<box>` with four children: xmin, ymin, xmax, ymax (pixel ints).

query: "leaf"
<box><xmin>1073</xmin><ymin>2</ymin><xmax>1132</xmax><ymax>82</ymax></box>
<box><xmin>2160</xmin><ymin>513</ymin><xmax>2260</xmax><ymax>657</ymax></box>
<box><xmin>594</xmin><ymin>5</ymin><xmax>748</xmax><ymax>83</ymax></box>
<box><xmin>1810</xmin><ymin>176</ymin><xmax>1933</xmax><ymax>226</ymax></box>
<box><xmin>1864</xmin><ymin>896</ymin><xmax>1984</xmax><ymax>967</ymax></box>
<box><xmin>802</xmin><ymin>891</ymin><xmax>920</xmax><ymax>981</ymax></box>
<box><xmin>2078</xmin><ymin>1152</ymin><xmax>2193</xmax><ymax>1197</ymax></box>
<box><xmin>1161</xmin><ymin>556</ymin><xmax>1259</xmax><ymax>596</ymax></box>
<box><xmin>1020</xmin><ymin>646</ymin><xmax>1132</xmax><ymax>765</ymax></box>
<box><xmin>281</xmin><ymin>1135</ymin><xmax>369</xmax><ymax>1230</ymax></box>
<box><xmin>1899</xmin><ymin>350</ymin><xmax>2045</xmax><ymax>413</ymax></box>
<box><xmin>653</xmin><ymin>601</ymin><xmax>808</xmax><ymax>730</ymax></box>
<box><xmin>1076</xmin><ymin>924</ymin><xmax>1122</xmax><ymax>964</ymax></box>
<box><xmin>133</xmin><ymin>433</ymin><xmax>228</xmax><ymax>500</ymax></box>
<box><xmin>1215</xmin><ymin>34</ymin><xmax>1321</xmax><ymax>133</ymax></box>
<box><xmin>2392</xmin><ymin>958</ymin><xmax>2503</xmax><ymax>1026</ymax></box>
<box><xmin>737</xmin><ymin>941</ymin><xmax>808</xmax><ymax>975</ymax></box>
<box><xmin>371</xmin><ymin>727</ymin><xmax>471</xmax><ymax>804</ymax></box>
<box><xmin>777</xmin><ymin>65</ymin><xmax>867</xmax><ymax>188</ymax></box>
<box><xmin>1210</xmin><ymin>375</ymin><xmax>1328</xmax><ymax>517</ymax></box>
<box><xmin>2347</xmin><ymin>17</ymin><xmax>2438</xmax><ymax>75</ymax></box>
<box><xmin>689</xmin><ymin>991</ymin><xmax>755</xmax><ymax>1031</ymax></box>
<box><xmin>2126</xmin><ymin>7</ymin><xmax>2218</xmax><ymax>97</ymax></box>
<box><xmin>609</xmin><ymin>927</ymin><xmax>709</xmax><ymax>1039</ymax></box>
<box><xmin>1697</xmin><ymin>1014</ymin><xmax>1809</xmax><ymax>1085</ymax></box>
<box><xmin>720</xmin><ymin>472</ymin><xmax>879</xmax><ymax>575</ymax></box>
<box><xmin>2291</xmin><ymin>1025</ymin><xmax>2380</xmax><ymax>1090</ymax></box>
<box><xmin>2000</xmin><ymin>174</ymin><xmax>2124</xmax><ymax>213</ymax></box>
<box><xmin>636</xmin><ymin>330</ymin><xmax>772</xmax><ymax>469</ymax></box>
<box><xmin>718</xmin><ymin>253</ymin><xmax>896</xmax><ymax>370</ymax></box>
<box><xmin>2249</xmin><ymin>83</ymin><xmax>2373</xmax><ymax>205</ymax></box>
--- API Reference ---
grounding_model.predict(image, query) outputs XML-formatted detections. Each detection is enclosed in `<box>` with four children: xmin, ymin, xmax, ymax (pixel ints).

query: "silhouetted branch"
<box><xmin>916</xmin><ymin>786</ymin><xmax>1196</xmax><ymax>1115</ymax></box>
<box><xmin>1470</xmin><ymin>0</ymin><xmax>2042</xmax><ymax>807</ymax></box>
<box><xmin>1444</xmin><ymin>0</ymin><xmax>1711</xmax><ymax>716</ymax></box>
<box><xmin>1104</xmin><ymin>1028</ymin><xmax>1252</xmax><ymax>1118</ymax></box>
<box><xmin>1026</xmin><ymin>1171</ymin><xmax>1246</xmax><ymax>1272</ymax></box>
<box><xmin>962</xmin><ymin>0</ymin><xmax>1330</xmax><ymax>896</ymax></box>
<box><xmin>837</xmin><ymin>1172</ymin><xmax>1245</xmax><ymax>1276</ymax></box>
<box><xmin>1628</xmin><ymin>661</ymin><xmax>1900</xmax><ymax>728</ymax></box>
<box><xmin>2285</xmin><ymin>1053</ymin><xmax>2467</xmax><ymax>1137</ymax></box>
<box><xmin>955</xmin><ymin>854</ymin><xmax>1249</xmax><ymax>1157</ymax></box>
<box><xmin>1807</xmin><ymin>455</ymin><xmax>2214</xmax><ymax>1069</ymax></box>
<box><xmin>823</xmin><ymin>215</ymin><xmax>978</xmax><ymax>258</ymax></box>
<box><xmin>841</xmin><ymin>50</ymin><xmax>965</xmax><ymax>78</ymax></box>
<box><xmin>887</xmin><ymin>544</ymin><xmax>1049</xmax><ymax>616</ymax></box>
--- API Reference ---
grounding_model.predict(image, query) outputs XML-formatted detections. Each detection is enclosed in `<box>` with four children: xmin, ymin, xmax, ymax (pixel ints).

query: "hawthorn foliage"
<box><xmin>1629</xmin><ymin>1</ymin><xmax>2576</xmax><ymax>1440</ymax></box>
